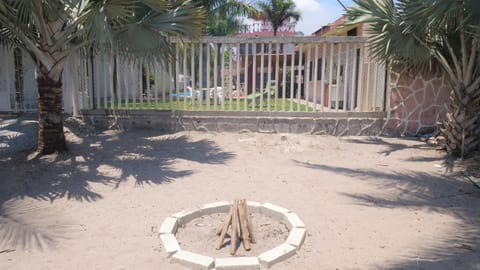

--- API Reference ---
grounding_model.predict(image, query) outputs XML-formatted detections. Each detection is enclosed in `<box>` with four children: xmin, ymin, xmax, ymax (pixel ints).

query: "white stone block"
<box><xmin>171</xmin><ymin>250</ymin><xmax>214</xmax><ymax>270</ymax></box>
<box><xmin>283</xmin><ymin>213</ymin><xmax>305</xmax><ymax>229</ymax></box>
<box><xmin>172</xmin><ymin>208</ymin><xmax>203</xmax><ymax>225</ymax></box>
<box><xmin>258</xmin><ymin>243</ymin><xmax>296</xmax><ymax>268</ymax></box>
<box><xmin>261</xmin><ymin>203</ymin><xmax>291</xmax><ymax>219</ymax></box>
<box><xmin>159</xmin><ymin>217</ymin><xmax>178</xmax><ymax>234</ymax></box>
<box><xmin>286</xmin><ymin>227</ymin><xmax>306</xmax><ymax>250</ymax></box>
<box><xmin>215</xmin><ymin>257</ymin><xmax>260</xmax><ymax>270</ymax></box>
<box><xmin>200</xmin><ymin>201</ymin><xmax>231</xmax><ymax>215</ymax></box>
<box><xmin>159</xmin><ymin>233</ymin><xmax>180</xmax><ymax>255</ymax></box>
<box><xmin>246</xmin><ymin>201</ymin><xmax>262</xmax><ymax>214</ymax></box>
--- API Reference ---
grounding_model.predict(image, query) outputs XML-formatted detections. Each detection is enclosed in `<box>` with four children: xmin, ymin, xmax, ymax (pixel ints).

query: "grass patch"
<box><xmin>100</xmin><ymin>96</ymin><xmax>315</xmax><ymax>112</ymax></box>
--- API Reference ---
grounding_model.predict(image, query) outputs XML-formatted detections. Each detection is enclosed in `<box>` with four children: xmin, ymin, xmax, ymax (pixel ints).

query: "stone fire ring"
<box><xmin>159</xmin><ymin>201</ymin><xmax>306</xmax><ymax>270</ymax></box>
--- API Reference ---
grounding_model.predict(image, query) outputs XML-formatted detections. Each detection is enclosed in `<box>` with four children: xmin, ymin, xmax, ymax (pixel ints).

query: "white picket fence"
<box><xmin>0</xmin><ymin>36</ymin><xmax>388</xmax><ymax>114</ymax></box>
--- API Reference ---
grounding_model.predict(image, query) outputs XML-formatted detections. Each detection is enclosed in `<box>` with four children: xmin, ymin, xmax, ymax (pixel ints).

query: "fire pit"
<box><xmin>159</xmin><ymin>200</ymin><xmax>306</xmax><ymax>269</ymax></box>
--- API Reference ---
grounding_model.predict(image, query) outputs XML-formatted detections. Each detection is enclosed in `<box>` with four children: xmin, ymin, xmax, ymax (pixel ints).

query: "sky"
<box><xmin>292</xmin><ymin>0</ymin><xmax>355</xmax><ymax>35</ymax></box>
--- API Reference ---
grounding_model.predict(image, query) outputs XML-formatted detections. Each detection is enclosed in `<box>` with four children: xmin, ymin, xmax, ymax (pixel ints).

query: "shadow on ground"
<box><xmin>294</xmin><ymin>160</ymin><xmax>480</xmax><ymax>269</ymax></box>
<box><xmin>0</xmin><ymin>116</ymin><xmax>37</xmax><ymax>155</ymax></box>
<box><xmin>0</xmin><ymin>116</ymin><xmax>234</xmax><ymax>251</ymax></box>
<box><xmin>344</xmin><ymin>137</ymin><xmax>456</xmax><ymax>171</ymax></box>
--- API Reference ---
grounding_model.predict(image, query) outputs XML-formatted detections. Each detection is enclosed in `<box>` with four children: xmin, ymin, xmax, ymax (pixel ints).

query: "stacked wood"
<box><xmin>215</xmin><ymin>199</ymin><xmax>255</xmax><ymax>255</ymax></box>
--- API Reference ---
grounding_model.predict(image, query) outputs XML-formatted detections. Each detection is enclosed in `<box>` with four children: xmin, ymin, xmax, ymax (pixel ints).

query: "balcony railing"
<box><xmin>237</xmin><ymin>22</ymin><xmax>296</xmax><ymax>34</ymax></box>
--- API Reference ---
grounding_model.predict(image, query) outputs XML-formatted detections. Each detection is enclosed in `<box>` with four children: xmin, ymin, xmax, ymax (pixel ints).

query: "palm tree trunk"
<box><xmin>37</xmin><ymin>74</ymin><xmax>67</xmax><ymax>154</ymax></box>
<box><xmin>441</xmin><ymin>83</ymin><xmax>480</xmax><ymax>158</ymax></box>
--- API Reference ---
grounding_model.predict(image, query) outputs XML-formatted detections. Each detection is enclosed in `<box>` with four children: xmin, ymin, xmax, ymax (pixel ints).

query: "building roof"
<box><xmin>312</xmin><ymin>15</ymin><xmax>361</xmax><ymax>37</ymax></box>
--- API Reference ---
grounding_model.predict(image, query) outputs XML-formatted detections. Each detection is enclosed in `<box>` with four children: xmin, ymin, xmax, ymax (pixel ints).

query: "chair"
<box><xmin>209</xmin><ymin>87</ymin><xmax>224</xmax><ymax>99</ymax></box>
<box><xmin>206</xmin><ymin>87</ymin><xmax>225</xmax><ymax>106</ymax></box>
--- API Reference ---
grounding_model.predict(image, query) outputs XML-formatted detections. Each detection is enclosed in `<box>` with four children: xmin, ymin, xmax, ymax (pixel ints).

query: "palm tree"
<box><xmin>0</xmin><ymin>0</ymin><xmax>205</xmax><ymax>155</ymax></box>
<box><xmin>347</xmin><ymin>0</ymin><xmax>480</xmax><ymax>158</ymax></box>
<box><xmin>206</xmin><ymin>15</ymin><xmax>248</xmax><ymax>36</ymax></box>
<box><xmin>256</xmin><ymin>0</ymin><xmax>301</xmax><ymax>36</ymax></box>
<box><xmin>200</xmin><ymin>0</ymin><xmax>256</xmax><ymax>36</ymax></box>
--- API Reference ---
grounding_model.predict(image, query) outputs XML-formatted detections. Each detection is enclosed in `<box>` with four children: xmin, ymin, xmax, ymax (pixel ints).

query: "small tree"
<box><xmin>347</xmin><ymin>0</ymin><xmax>480</xmax><ymax>157</ymax></box>
<box><xmin>256</xmin><ymin>0</ymin><xmax>301</xmax><ymax>36</ymax></box>
<box><xmin>0</xmin><ymin>0</ymin><xmax>205</xmax><ymax>155</ymax></box>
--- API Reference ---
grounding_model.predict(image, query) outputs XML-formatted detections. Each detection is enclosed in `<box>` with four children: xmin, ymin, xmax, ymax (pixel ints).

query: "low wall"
<box><xmin>383</xmin><ymin>67</ymin><xmax>451</xmax><ymax>136</ymax></box>
<box><xmin>81</xmin><ymin>110</ymin><xmax>386</xmax><ymax>136</ymax></box>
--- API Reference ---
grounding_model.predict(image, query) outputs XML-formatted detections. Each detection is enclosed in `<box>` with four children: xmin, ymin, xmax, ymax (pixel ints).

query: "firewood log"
<box><xmin>230</xmin><ymin>200</ymin><xmax>239</xmax><ymax>255</ymax></box>
<box><xmin>215</xmin><ymin>206</ymin><xmax>233</xmax><ymax>250</ymax></box>
<box><xmin>238</xmin><ymin>199</ymin><xmax>251</xmax><ymax>251</ymax></box>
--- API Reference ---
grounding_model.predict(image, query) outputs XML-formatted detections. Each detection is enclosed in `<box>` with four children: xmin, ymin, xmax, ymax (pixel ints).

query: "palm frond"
<box><xmin>1</xmin><ymin>0</ymin><xmax>206</xmax><ymax>73</ymax></box>
<box><xmin>0</xmin><ymin>25</ymin><xmax>21</xmax><ymax>48</ymax></box>
<box><xmin>200</xmin><ymin>0</ymin><xmax>257</xmax><ymax>36</ymax></box>
<box><xmin>347</xmin><ymin>0</ymin><xmax>434</xmax><ymax>72</ymax></box>
<box><xmin>109</xmin><ymin>0</ymin><xmax>205</xmax><ymax>65</ymax></box>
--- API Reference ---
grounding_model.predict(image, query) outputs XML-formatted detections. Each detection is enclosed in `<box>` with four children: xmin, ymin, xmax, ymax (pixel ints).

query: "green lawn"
<box><xmin>101</xmin><ymin>97</ymin><xmax>315</xmax><ymax>112</ymax></box>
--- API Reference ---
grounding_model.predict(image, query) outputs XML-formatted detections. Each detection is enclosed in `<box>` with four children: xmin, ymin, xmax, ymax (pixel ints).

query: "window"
<box><xmin>347</xmin><ymin>27</ymin><xmax>358</xmax><ymax>36</ymax></box>
<box><xmin>317</xmin><ymin>58</ymin><xmax>322</xmax><ymax>80</ymax></box>
<box><xmin>309</xmin><ymin>58</ymin><xmax>322</xmax><ymax>81</ymax></box>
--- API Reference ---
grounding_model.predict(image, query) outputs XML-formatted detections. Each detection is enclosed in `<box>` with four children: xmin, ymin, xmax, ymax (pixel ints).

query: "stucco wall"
<box><xmin>383</xmin><ymin>67</ymin><xmax>451</xmax><ymax>136</ymax></box>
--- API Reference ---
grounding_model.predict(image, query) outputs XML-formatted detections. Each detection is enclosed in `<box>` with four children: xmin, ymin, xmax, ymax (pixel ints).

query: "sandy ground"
<box><xmin>0</xmin><ymin>115</ymin><xmax>479</xmax><ymax>270</ymax></box>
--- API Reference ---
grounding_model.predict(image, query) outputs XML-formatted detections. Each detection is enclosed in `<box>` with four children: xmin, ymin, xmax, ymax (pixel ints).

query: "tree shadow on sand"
<box><xmin>343</xmin><ymin>137</ymin><xmax>456</xmax><ymax>171</ymax></box>
<box><xmin>0</xmin><ymin>118</ymin><xmax>234</xmax><ymax>251</ymax></box>
<box><xmin>294</xmin><ymin>160</ymin><xmax>480</xmax><ymax>269</ymax></box>
<box><xmin>344</xmin><ymin>137</ymin><xmax>434</xmax><ymax>155</ymax></box>
<box><xmin>0</xmin><ymin>116</ymin><xmax>37</xmax><ymax>156</ymax></box>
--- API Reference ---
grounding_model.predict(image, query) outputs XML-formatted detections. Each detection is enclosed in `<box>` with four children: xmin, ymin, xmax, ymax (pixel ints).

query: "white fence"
<box><xmin>0</xmin><ymin>47</ymin><xmax>38</xmax><ymax>111</ymax></box>
<box><xmin>0</xmin><ymin>36</ymin><xmax>388</xmax><ymax>114</ymax></box>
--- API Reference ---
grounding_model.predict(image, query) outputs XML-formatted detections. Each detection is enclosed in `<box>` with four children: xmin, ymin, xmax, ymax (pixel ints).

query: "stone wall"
<box><xmin>81</xmin><ymin>110</ymin><xmax>385</xmax><ymax>136</ymax></box>
<box><xmin>383</xmin><ymin>67</ymin><xmax>451</xmax><ymax>136</ymax></box>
